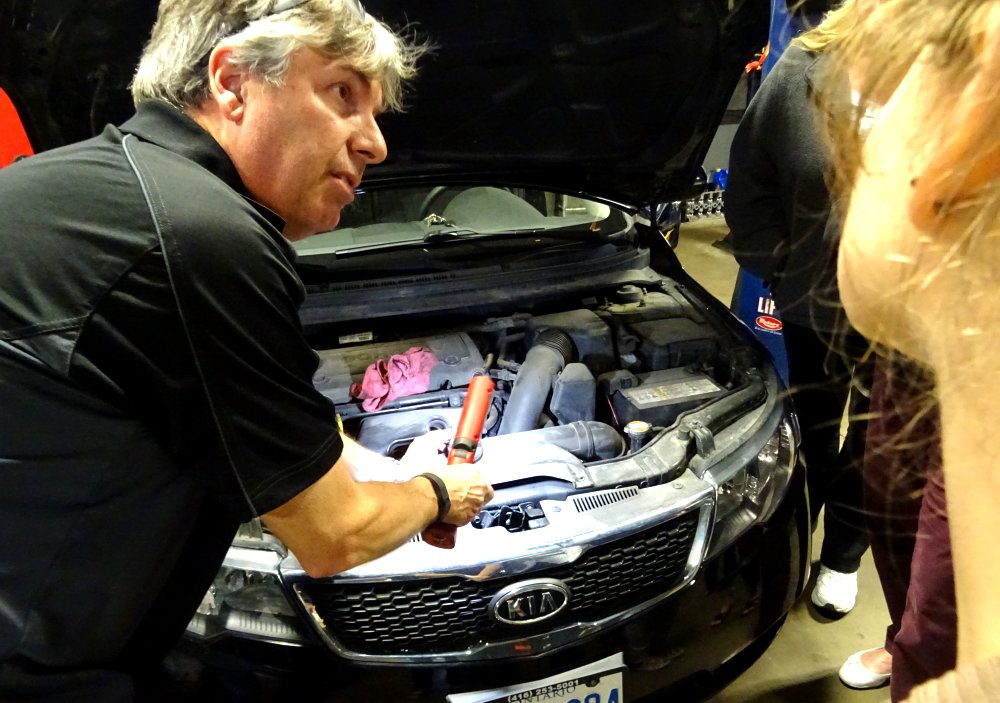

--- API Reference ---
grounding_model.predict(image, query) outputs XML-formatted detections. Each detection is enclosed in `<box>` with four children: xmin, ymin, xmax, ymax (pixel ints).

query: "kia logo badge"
<box><xmin>490</xmin><ymin>579</ymin><xmax>571</xmax><ymax>625</ymax></box>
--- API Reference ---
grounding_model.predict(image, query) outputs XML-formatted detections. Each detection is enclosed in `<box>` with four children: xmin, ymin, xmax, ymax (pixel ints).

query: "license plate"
<box><xmin>447</xmin><ymin>653</ymin><xmax>624</xmax><ymax>703</ymax></box>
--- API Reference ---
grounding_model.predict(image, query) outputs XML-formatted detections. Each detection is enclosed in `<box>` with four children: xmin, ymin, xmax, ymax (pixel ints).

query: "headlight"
<box><xmin>706</xmin><ymin>416</ymin><xmax>797</xmax><ymax>556</ymax></box>
<box><xmin>185</xmin><ymin>532</ymin><xmax>311</xmax><ymax>646</ymax></box>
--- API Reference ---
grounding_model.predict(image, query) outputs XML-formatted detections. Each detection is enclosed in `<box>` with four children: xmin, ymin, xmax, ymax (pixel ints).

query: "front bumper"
<box><xmin>164</xmin><ymin>462</ymin><xmax>808</xmax><ymax>701</ymax></box>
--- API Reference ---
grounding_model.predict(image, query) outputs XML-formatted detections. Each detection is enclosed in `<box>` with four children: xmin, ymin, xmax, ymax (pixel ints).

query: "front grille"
<box><xmin>295</xmin><ymin>509</ymin><xmax>700</xmax><ymax>656</ymax></box>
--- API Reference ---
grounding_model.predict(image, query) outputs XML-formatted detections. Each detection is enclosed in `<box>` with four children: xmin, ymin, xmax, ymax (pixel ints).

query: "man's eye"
<box><xmin>333</xmin><ymin>84</ymin><xmax>351</xmax><ymax>101</ymax></box>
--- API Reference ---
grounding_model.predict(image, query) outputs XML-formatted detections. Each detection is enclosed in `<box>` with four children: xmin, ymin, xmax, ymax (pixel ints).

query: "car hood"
<box><xmin>0</xmin><ymin>0</ymin><xmax>767</xmax><ymax>206</ymax></box>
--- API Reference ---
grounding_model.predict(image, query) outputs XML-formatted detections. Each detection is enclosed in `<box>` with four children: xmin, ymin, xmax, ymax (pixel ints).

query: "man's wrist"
<box><xmin>416</xmin><ymin>472</ymin><xmax>451</xmax><ymax>523</ymax></box>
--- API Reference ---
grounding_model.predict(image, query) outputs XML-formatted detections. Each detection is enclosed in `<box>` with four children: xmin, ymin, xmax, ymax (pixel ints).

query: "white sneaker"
<box><xmin>810</xmin><ymin>565</ymin><xmax>858</xmax><ymax>614</ymax></box>
<box><xmin>839</xmin><ymin>647</ymin><xmax>891</xmax><ymax>689</ymax></box>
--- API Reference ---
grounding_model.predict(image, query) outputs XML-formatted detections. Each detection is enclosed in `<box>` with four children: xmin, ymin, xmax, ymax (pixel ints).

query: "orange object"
<box><xmin>744</xmin><ymin>43</ymin><xmax>770</xmax><ymax>74</ymax></box>
<box><xmin>0</xmin><ymin>87</ymin><xmax>34</xmax><ymax>168</ymax></box>
<box><xmin>421</xmin><ymin>375</ymin><xmax>495</xmax><ymax>549</ymax></box>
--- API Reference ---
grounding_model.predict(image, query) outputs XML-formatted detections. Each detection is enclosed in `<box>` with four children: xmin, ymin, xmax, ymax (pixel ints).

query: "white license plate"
<box><xmin>447</xmin><ymin>653</ymin><xmax>624</xmax><ymax>703</ymax></box>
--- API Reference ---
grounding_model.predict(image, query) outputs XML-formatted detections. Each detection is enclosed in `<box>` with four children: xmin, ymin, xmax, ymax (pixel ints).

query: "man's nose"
<box><xmin>351</xmin><ymin>113</ymin><xmax>388</xmax><ymax>165</ymax></box>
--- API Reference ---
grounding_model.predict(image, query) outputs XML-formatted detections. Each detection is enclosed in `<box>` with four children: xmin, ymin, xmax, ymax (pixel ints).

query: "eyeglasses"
<box><xmin>198</xmin><ymin>0</ymin><xmax>366</xmax><ymax>69</ymax></box>
<box><xmin>266</xmin><ymin>0</ymin><xmax>365</xmax><ymax>18</ymax></box>
<box><xmin>269</xmin><ymin>0</ymin><xmax>311</xmax><ymax>12</ymax></box>
<box><xmin>227</xmin><ymin>0</ymin><xmax>366</xmax><ymax>37</ymax></box>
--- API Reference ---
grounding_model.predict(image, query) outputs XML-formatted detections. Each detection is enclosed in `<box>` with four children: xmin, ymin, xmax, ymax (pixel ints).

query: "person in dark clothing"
<box><xmin>0</xmin><ymin>1</ymin><xmax>493</xmax><ymax>700</ymax></box>
<box><xmin>838</xmin><ymin>359</ymin><xmax>956</xmax><ymax>699</ymax></box>
<box><xmin>725</xmin><ymin>1</ymin><xmax>873</xmax><ymax>615</ymax></box>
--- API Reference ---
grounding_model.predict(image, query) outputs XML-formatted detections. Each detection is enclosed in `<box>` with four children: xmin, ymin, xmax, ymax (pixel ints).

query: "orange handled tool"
<box><xmin>421</xmin><ymin>375</ymin><xmax>495</xmax><ymax>549</ymax></box>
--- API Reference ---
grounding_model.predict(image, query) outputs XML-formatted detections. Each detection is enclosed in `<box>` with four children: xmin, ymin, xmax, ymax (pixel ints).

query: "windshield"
<box><xmin>293</xmin><ymin>185</ymin><xmax>624</xmax><ymax>256</ymax></box>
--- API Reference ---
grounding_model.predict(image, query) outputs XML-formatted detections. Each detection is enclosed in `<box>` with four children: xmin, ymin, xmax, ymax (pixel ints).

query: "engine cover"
<box><xmin>313</xmin><ymin>333</ymin><xmax>486</xmax><ymax>404</ymax></box>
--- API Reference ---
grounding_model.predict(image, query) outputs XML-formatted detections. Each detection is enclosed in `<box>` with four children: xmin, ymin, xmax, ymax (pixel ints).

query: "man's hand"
<box><xmin>424</xmin><ymin>462</ymin><xmax>494</xmax><ymax>526</ymax></box>
<box><xmin>264</xmin><ymin>430</ymin><xmax>494</xmax><ymax>577</ymax></box>
<box><xmin>401</xmin><ymin>430</ymin><xmax>493</xmax><ymax>526</ymax></box>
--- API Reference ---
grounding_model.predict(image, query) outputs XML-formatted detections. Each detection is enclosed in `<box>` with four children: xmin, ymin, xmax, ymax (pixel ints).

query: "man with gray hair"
<box><xmin>0</xmin><ymin>1</ymin><xmax>492</xmax><ymax>699</ymax></box>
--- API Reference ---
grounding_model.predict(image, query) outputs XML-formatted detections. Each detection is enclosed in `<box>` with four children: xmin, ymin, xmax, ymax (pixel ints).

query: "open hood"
<box><xmin>0</xmin><ymin>0</ymin><xmax>767</xmax><ymax>206</ymax></box>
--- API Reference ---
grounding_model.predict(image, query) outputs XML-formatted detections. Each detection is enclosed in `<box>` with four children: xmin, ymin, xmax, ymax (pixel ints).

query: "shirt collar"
<box><xmin>119</xmin><ymin>101</ymin><xmax>286</xmax><ymax>232</ymax></box>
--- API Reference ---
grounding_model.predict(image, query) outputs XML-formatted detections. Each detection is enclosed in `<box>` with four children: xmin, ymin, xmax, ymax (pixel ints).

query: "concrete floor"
<box><xmin>674</xmin><ymin>219</ymin><xmax>891</xmax><ymax>703</ymax></box>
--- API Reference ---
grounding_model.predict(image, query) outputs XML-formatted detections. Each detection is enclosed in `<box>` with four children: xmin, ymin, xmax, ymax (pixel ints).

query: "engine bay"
<box><xmin>310</xmin><ymin>280</ymin><xmax>762</xmax><ymax>533</ymax></box>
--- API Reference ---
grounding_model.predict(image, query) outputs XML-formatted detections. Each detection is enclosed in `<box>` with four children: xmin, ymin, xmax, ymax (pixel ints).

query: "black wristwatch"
<box><xmin>418</xmin><ymin>472</ymin><xmax>451</xmax><ymax>522</ymax></box>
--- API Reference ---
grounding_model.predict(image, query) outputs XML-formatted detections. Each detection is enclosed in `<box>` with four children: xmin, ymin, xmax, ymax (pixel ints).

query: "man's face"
<box><xmin>227</xmin><ymin>48</ymin><xmax>387</xmax><ymax>240</ymax></box>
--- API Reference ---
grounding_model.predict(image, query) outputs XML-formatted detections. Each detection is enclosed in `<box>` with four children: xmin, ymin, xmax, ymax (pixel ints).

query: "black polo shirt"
<box><xmin>0</xmin><ymin>101</ymin><xmax>343</xmax><ymax>696</ymax></box>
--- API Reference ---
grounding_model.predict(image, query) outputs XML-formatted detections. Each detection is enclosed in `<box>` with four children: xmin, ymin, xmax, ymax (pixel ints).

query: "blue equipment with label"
<box><xmin>728</xmin><ymin>0</ymin><xmax>817</xmax><ymax>386</ymax></box>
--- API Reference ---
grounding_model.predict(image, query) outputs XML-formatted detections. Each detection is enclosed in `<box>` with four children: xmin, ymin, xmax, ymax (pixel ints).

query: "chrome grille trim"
<box><xmin>289</xmin><ymin>497</ymin><xmax>714</xmax><ymax>664</ymax></box>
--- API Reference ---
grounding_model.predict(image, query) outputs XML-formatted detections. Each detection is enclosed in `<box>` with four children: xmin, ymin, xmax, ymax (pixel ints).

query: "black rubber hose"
<box><xmin>497</xmin><ymin>328</ymin><xmax>575</xmax><ymax>435</ymax></box>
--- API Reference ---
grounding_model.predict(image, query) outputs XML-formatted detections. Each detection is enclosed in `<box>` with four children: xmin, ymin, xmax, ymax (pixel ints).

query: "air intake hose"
<box><xmin>492</xmin><ymin>421</ymin><xmax>627</xmax><ymax>460</ymax></box>
<box><xmin>498</xmin><ymin>328</ymin><xmax>575</xmax><ymax>435</ymax></box>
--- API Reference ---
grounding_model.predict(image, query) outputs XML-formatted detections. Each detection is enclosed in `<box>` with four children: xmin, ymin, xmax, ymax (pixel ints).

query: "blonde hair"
<box><xmin>792</xmin><ymin>0</ymin><xmax>867</xmax><ymax>53</ymax></box>
<box><xmin>826</xmin><ymin>0</ymin><xmax>1000</xmax><ymax>394</ymax></box>
<box><xmin>132</xmin><ymin>0</ymin><xmax>427</xmax><ymax>112</ymax></box>
<box><xmin>826</xmin><ymin>0</ymin><xmax>997</xmax><ymax>197</ymax></box>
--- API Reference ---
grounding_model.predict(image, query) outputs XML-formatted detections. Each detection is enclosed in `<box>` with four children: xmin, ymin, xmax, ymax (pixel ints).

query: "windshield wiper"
<box><xmin>420</xmin><ymin>225</ymin><xmax>632</xmax><ymax>245</ymax></box>
<box><xmin>422</xmin><ymin>228</ymin><xmax>481</xmax><ymax>243</ymax></box>
<box><xmin>302</xmin><ymin>224</ymin><xmax>628</xmax><ymax>260</ymax></box>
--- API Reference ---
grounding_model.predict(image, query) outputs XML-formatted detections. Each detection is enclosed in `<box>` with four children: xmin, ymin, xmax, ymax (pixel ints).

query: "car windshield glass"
<box><xmin>293</xmin><ymin>185</ymin><xmax>620</xmax><ymax>256</ymax></box>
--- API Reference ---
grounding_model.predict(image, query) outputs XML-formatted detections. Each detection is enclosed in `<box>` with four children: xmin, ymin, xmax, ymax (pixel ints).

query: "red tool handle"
<box><xmin>0</xmin><ymin>87</ymin><xmax>34</xmax><ymax>169</ymax></box>
<box><xmin>421</xmin><ymin>375</ymin><xmax>495</xmax><ymax>549</ymax></box>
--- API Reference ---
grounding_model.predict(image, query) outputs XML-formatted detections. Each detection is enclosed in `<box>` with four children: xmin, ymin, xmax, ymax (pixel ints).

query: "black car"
<box><xmin>0</xmin><ymin>1</ymin><xmax>809</xmax><ymax>701</ymax></box>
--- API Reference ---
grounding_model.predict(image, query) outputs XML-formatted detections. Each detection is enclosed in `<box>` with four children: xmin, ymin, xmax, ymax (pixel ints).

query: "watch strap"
<box><xmin>418</xmin><ymin>472</ymin><xmax>451</xmax><ymax>523</ymax></box>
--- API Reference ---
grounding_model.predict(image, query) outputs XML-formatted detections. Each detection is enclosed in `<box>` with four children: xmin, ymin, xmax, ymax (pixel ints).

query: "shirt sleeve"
<box><xmin>724</xmin><ymin>55</ymin><xmax>793</xmax><ymax>284</ymax></box>
<box><xmin>74</xmin><ymin>143</ymin><xmax>343</xmax><ymax>521</ymax></box>
<box><xmin>167</xmin><ymin>203</ymin><xmax>346</xmax><ymax>519</ymax></box>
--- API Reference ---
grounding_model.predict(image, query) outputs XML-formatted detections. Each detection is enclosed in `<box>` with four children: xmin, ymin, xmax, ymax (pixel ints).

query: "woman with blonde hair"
<box><xmin>827</xmin><ymin>0</ymin><xmax>1000</xmax><ymax>699</ymax></box>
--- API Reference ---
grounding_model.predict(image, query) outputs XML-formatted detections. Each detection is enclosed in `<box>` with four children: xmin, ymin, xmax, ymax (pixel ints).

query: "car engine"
<box><xmin>313</xmin><ymin>281</ymin><xmax>747</xmax><ymax>533</ymax></box>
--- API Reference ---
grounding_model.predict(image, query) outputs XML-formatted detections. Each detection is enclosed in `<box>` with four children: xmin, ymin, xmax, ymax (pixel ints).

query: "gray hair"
<box><xmin>131</xmin><ymin>0</ymin><xmax>425</xmax><ymax>112</ymax></box>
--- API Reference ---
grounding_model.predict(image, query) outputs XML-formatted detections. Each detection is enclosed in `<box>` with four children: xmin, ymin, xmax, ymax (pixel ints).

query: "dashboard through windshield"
<box><xmin>293</xmin><ymin>185</ymin><xmax>627</xmax><ymax>257</ymax></box>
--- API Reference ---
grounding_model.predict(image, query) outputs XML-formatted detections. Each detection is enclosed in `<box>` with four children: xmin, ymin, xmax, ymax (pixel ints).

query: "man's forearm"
<box><xmin>263</xmin><ymin>430</ymin><xmax>488</xmax><ymax>578</ymax></box>
<box><xmin>262</xmin><ymin>458</ymin><xmax>439</xmax><ymax>578</ymax></box>
<box><xmin>321</xmin><ymin>475</ymin><xmax>441</xmax><ymax>572</ymax></box>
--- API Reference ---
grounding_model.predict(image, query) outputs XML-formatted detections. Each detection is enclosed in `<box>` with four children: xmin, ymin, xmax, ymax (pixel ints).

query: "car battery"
<box><xmin>611</xmin><ymin>367</ymin><xmax>724</xmax><ymax>427</ymax></box>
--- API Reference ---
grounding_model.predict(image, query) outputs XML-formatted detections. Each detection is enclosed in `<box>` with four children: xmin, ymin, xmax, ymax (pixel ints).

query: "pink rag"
<box><xmin>350</xmin><ymin>346</ymin><xmax>438</xmax><ymax>412</ymax></box>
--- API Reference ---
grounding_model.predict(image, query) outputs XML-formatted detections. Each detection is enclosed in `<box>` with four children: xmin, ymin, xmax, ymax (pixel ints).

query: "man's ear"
<box><xmin>206</xmin><ymin>44</ymin><xmax>248</xmax><ymax>122</ymax></box>
<box><xmin>910</xmin><ymin>3</ymin><xmax>1000</xmax><ymax>229</ymax></box>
